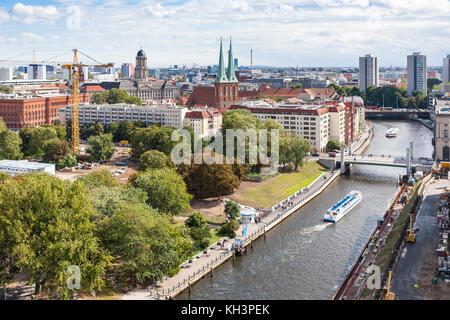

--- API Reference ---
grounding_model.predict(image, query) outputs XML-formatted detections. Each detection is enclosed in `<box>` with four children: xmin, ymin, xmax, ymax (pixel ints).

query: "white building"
<box><xmin>27</xmin><ymin>65</ymin><xmax>46</xmax><ymax>80</ymax></box>
<box><xmin>359</xmin><ymin>54</ymin><xmax>379</xmax><ymax>92</ymax></box>
<box><xmin>407</xmin><ymin>52</ymin><xmax>427</xmax><ymax>96</ymax></box>
<box><xmin>443</xmin><ymin>55</ymin><xmax>450</xmax><ymax>83</ymax></box>
<box><xmin>63</xmin><ymin>103</ymin><xmax>188</xmax><ymax>128</ymax></box>
<box><xmin>0</xmin><ymin>67</ymin><xmax>13</xmax><ymax>81</ymax></box>
<box><xmin>235</xmin><ymin>101</ymin><xmax>346</xmax><ymax>152</ymax></box>
<box><xmin>0</xmin><ymin>160</ymin><xmax>55</xmax><ymax>176</ymax></box>
<box><xmin>184</xmin><ymin>108</ymin><xmax>222</xmax><ymax>138</ymax></box>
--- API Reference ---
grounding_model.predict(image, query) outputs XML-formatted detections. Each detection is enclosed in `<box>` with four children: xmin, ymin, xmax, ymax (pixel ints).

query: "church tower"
<box><xmin>135</xmin><ymin>48</ymin><xmax>148</xmax><ymax>82</ymax></box>
<box><xmin>214</xmin><ymin>37</ymin><xmax>239</xmax><ymax>108</ymax></box>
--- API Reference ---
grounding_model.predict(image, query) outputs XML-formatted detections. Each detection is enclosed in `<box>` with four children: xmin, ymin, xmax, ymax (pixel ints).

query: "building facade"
<box><xmin>434</xmin><ymin>98</ymin><xmax>450</xmax><ymax>162</ymax></box>
<box><xmin>407</xmin><ymin>52</ymin><xmax>427</xmax><ymax>96</ymax></box>
<box><xmin>359</xmin><ymin>54</ymin><xmax>379</xmax><ymax>92</ymax></box>
<box><xmin>135</xmin><ymin>49</ymin><xmax>148</xmax><ymax>82</ymax></box>
<box><xmin>184</xmin><ymin>108</ymin><xmax>222</xmax><ymax>138</ymax></box>
<box><xmin>0</xmin><ymin>160</ymin><xmax>55</xmax><ymax>176</ymax></box>
<box><xmin>0</xmin><ymin>92</ymin><xmax>89</xmax><ymax>130</ymax></box>
<box><xmin>63</xmin><ymin>103</ymin><xmax>188</xmax><ymax>128</ymax></box>
<box><xmin>443</xmin><ymin>55</ymin><xmax>450</xmax><ymax>83</ymax></box>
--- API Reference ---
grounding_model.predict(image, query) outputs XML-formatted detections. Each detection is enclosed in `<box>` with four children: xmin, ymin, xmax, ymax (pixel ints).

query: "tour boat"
<box><xmin>323</xmin><ymin>191</ymin><xmax>362</xmax><ymax>223</ymax></box>
<box><xmin>386</xmin><ymin>127</ymin><xmax>399</xmax><ymax>138</ymax></box>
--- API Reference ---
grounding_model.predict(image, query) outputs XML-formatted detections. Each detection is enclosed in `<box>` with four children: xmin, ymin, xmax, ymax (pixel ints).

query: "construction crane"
<box><xmin>406</xmin><ymin>214</ymin><xmax>416</xmax><ymax>243</ymax></box>
<box><xmin>382</xmin><ymin>271</ymin><xmax>398</xmax><ymax>300</ymax></box>
<box><xmin>62</xmin><ymin>49</ymin><xmax>113</xmax><ymax>154</ymax></box>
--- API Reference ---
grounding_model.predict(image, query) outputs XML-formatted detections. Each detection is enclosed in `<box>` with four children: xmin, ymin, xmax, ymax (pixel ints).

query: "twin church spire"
<box><xmin>216</xmin><ymin>36</ymin><xmax>238</xmax><ymax>83</ymax></box>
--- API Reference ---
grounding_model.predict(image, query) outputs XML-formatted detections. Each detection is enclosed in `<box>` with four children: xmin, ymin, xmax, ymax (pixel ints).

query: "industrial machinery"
<box><xmin>382</xmin><ymin>271</ymin><xmax>398</xmax><ymax>300</ymax></box>
<box><xmin>62</xmin><ymin>49</ymin><xmax>113</xmax><ymax>154</ymax></box>
<box><xmin>406</xmin><ymin>214</ymin><xmax>416</xmax><ymax>243</ymax></box>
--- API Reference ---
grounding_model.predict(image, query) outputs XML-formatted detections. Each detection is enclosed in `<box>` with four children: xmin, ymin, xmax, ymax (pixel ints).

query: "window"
<box><xmin>445</xmin><ymin>129</ymin><xmax>449</xmax><ymax>139</ymax></box>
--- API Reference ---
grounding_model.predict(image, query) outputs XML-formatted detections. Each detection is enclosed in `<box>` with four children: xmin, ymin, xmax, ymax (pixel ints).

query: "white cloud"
<box><xmin>145</xmin><ymin>3</ymin><xmax>176</xmax><ymax>18</ymax></box>
<box><xmin>11</xmin><ymin>3</ymin><xmax>60</xmax><ymax>24</ymax></box>
<box><xmin>21</xmin><ymin>32</ymin><xmax>44</xmax><ymax>42</ymax></box>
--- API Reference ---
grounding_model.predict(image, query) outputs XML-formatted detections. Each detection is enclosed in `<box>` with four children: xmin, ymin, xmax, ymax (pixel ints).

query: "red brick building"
<box><xmin>0</xmin><ymin>93</ymin><xmax>89</xmax><ymax>129</ymax></box>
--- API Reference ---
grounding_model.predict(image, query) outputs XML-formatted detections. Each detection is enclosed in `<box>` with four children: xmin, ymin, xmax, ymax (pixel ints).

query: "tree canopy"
<box><xmin>131</xmin><ymin>169</ymin><xmax>192</xmax><ymax>215</ymax></box>
<box><xmin>86</xmin><ymin>133</ymin><xmax>115</xmax><ymax>163</ymax></box>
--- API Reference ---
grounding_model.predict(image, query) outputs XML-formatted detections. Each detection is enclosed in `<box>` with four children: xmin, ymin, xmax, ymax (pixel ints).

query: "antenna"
<box><xmin>250</xmin><ymin>49</ymin><xmax>253</xmax><ymax>69</ymax></box>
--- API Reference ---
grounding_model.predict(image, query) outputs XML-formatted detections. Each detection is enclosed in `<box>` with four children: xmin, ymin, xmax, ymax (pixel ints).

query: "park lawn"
<box><xmin>235</xmin><ymin>161</ymin><xmax>327</xmax><ymax>209</ymax></box>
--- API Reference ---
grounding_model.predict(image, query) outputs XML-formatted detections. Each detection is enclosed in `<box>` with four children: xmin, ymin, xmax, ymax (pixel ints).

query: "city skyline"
<box><xmin>0</xmin><ymin>0</ymin><xmax>449</xmax><ymax>68</ymax></box>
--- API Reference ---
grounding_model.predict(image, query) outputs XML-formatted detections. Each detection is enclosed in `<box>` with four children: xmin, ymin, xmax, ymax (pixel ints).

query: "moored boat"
<box><xmin>386</xmin><ymin>127</ymin><xmax>399</xmax><ymax>137</ymax></box>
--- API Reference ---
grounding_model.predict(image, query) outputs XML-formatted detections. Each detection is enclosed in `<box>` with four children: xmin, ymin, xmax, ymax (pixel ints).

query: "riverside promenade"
<box><xmin>122</xmin><ymin>168</ymin><xmax>340</xmax><ymax>300</ymax></box>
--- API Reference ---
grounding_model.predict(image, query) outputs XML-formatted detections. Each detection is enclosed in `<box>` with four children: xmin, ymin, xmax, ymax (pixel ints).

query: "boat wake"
<box><xmin>299</xmin><ymin>223</ymin><xmax>333</xmax><ymax>236</ymax></box>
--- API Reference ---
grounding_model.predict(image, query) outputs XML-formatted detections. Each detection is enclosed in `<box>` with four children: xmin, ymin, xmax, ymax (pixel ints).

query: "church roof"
<box><xmin>215</xmin><ymin>38</ymin><xmax>228</xmax><ymax>83</ymax></box>
<box><xmin>137</xmin><ymin>49</ymin><xmax>146</xmax><ymax>57</ymax></box>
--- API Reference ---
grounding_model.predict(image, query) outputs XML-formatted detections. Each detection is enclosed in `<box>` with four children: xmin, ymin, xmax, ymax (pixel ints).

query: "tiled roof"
<box><xmin>188</xmin><ymin>86</ymin><xmax>215</xmax><ymax>107</ymax></box>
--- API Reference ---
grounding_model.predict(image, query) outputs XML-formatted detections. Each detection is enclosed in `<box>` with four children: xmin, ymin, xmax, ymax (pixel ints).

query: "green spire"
<box><xmin>215</xmin><ymin>37</ymin><xmax>228</xmax><ymax>83</ymax></box>
<box><xmin>227</xmin><ymin>36</ymin><xmax>238</xmax><ymax>82</ymax></box>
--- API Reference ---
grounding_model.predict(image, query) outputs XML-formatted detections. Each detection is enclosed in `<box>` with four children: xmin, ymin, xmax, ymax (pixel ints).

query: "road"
<box><xmin>391</xmin><ymin>179</ymin><xmax>447</xmax><ymax>299</ymax></box>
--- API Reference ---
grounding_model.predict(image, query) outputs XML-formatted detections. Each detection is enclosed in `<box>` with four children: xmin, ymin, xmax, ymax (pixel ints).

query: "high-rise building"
<box><xmin>443</xmin><ymin>54</ymin><xmax>450</xmax><ymax>83</ymax></box>
<box><xmin>358</xmin><ymin>54</ymin><xmax>378</xmax><ymax>92</ymax></box>
<box><xmin>27</xmin><ymin>65</ymin><xmax>46</xmax><ymax>80</ymax></box>
<box><xmin>0</xmin><ymin>67</ymin><xmax>13</xmax><ymax>81</ymax></box>
<box><xmin>121</xmin><ymin>63</ymin><xmax>134</xmax><ymax>79</ymax></box>
<box><xmin>234</xmin><ymin>58</ymin><xmax>239</xmax><ymax>69</ymax></box>
<box><xmin>407</xmin><ymin>52</ymin><xmax>427</xmax><ymax>96</ymax></box>
<box><xmin>135</xmin><ymin>48</ymin><xmax>148</xmax><ymax>81</ymax></box>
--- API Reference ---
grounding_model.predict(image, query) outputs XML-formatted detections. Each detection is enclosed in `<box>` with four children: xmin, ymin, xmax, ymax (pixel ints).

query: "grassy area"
<box><xmin>235</xmin><ymin>161</ymin><xmax>327</xmax><ymax>209</ymax></box>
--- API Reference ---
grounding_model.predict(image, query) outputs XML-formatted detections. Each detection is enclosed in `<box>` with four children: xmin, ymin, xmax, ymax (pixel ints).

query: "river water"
<box><xmin>177</xmin><ymin>120</ymin><xmax>433</xmax><ymax>300</ymax></box>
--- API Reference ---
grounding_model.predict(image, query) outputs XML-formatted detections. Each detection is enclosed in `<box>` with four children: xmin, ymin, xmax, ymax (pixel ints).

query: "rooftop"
<box><xmin>0</xmin><ymin>160</ymin><xmax>54</xmax><ymax>170</ymax></box>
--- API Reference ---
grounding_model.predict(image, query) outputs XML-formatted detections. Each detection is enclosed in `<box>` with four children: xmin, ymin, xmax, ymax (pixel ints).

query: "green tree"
<box><xmin>0</xmin><ymin>129</ymin><xmax>23</xmax><ymax>160</ymax></box>
<box><xmin>218</xmin><ymin>219</ymin><xmax>240</xmax><ymax>238</ymax></box>
<box><xmin>20</xmin><ymin>126</ymin><xmax>58</xmax><ymax>158</ymax></box>
<box><xmin>0</xmin><ymin>173</ymin><xmax>111</xmax><ymax>298</ymax></box>
<box><xmin>132</xmin><ymin>169</ymin><xmax>192</xmax><ymax>215</ymax></box>
<box><xmin>185</xmin><ymin>212</ymin><xmax>208</xmax><ymax>228</ymax></box>
<box><xmin>185</xmin><ymin>212</ymin><xmax>211</xmax><ymax>250</ymax></box>
<box><xmin>57</xmin><ymin>154</ymin><xmax>77</xmax><ymax>169</ymax></box>
<box><xmin>102</xmin><ymin>203</ymin><xmax>192</xmax><ymax>285</ymax></box>
<box><xmin>139</xmin><ymin>150</ymin><xmax>171</xmax><ymax>171</ymax></box>
<box><xmin>77</xmin><ymin>169</ymin><xmax>119</xmax><ymax>188</ymax></box>
<box><xmin>86</xmin><ymin>133</ymin><xmax>115</xmax><ymax>163</ymax></box>
<box><xmin>42</xmin><ymin>139</ymin><xmax>71</xmax><ymax>164</ymax></box>
<box><xmin>224</xmin><ymin>201</ymin><xmax>240</xmax><ymax>220</ymax></box>
<box><xmin>129</xmin><ymin>126</ymin><xmax>177</xmax><ymax>158</ymax></box>
<box><xmin>326</xmin><ymin>140</ymin><xmax>342</xmax><ymax>152</ymax></box>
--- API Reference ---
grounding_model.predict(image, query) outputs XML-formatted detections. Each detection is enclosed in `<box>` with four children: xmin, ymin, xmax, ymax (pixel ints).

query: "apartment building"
<box><xmin>231</xmin><ymin>101</ymin><xmax>347</xmax><ymax>152</ymax></box>
<box><xmin>359</xmin><ymin>54</ymin><xmax>379</xmax><ymax>92</ymax></box>
<box><xmin>184</xmin><ymin>108</ymin><xmax>222</xmax><ymax>138</ymax></box>
<box><xmin>63</xmin><ymin>103</ymin><xmax>188</xmax><ymax>128</ymax></box>
<box><xmin>407</xmin><ymin>52</ymin><xmax>427</xmax><ymax>96</ymax></box>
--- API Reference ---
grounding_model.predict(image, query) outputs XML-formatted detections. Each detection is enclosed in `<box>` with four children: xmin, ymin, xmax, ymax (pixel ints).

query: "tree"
<box><xmin>139</xmin><ymin>150</ymin><xmax>171</xmax><ymax>171</ymax></box>
<box><xmin>185</xmin><ymin>212</ymin><xmax>211</xmax><ymax>250</ymax></box>
<box><xmin>102</xmin><ymin>203</ymin><xmax>192</xmax><ymax>285</ymax></box>
<box><xmin>224</xmin><ymin>201</ymin><xmax>240</xmax><ymax>220</ymax></box>
<box><xmin>180</xmin><ymin>161</ymin><xmax>241</xmax><ymax>199</ymax></box>
<box><xmin>131</xmin><ymin>169</ymin><xmax>192</xmax><ymax>215</ymax></box>
<box><xmin>116</xmin><ymin>120</ymin><xmax>135</xmax><ymax>142</ymax></box>
<box><xmin>42</xmin><ymin>139</ymin><xmax>71</xmax><ymax>164</ymax></box>
<box><xmin>289</xmin><ymin>134</ymin><xmax>310</xmax><ymax>170</ymax></box>
<box><xmin>0</xmin><ymin>129</ymin><xmax>22</xmax><ymax>160</ymax></box>
<box><xmin>20</xmin><ymin>126</ymin><xmax>58</xmax><ymax>158</ymax></box>
<box><xmin>0</xmin><ymin>173</ymin><xmax>111</xmax><ymax>298</ymax></box>
<box><xmin>291</xmin><ymin>83</ymin><xmax>303</xmax><ymax>89</ymax></box>
<box><xmin>326</xmin><ymin>140</ymin><xmax>342</xmax><ymax>152</ymax></box>
<box><xmin>77</xmin><ymin>169</ymin><xmax>119</xmax><ymax>188</ymax></box>
<box><xmin>129</xmin><ymin>126</ymin><xmax>177</xmax><ymax>158</ymax></box>
<box><xmin>57</xmin><ymin>154</ymin><xmax>77</xmax><ymax>169</ymax></box>
<box><xmin>218</xmin><ymin>219</ymin><xmax>240</xmax><ymax>238</ymax></box>
<box><xmin>86</xmin><ymin>133</ymin><xmax>115</xmax><ymax>162</ymax></box>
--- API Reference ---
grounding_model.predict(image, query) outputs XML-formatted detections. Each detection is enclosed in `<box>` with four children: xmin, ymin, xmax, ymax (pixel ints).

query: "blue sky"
<box><xmin>0</xmin><ymin>0</ymin><xmax>449</xmax><ymax>68</ymax></box>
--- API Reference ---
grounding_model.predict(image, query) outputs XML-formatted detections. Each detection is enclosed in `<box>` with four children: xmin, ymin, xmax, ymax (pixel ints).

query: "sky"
<box><xmin>0</xmin><ymin>0</ymin><xmax>449</xmax><ymax>68</ymax></box>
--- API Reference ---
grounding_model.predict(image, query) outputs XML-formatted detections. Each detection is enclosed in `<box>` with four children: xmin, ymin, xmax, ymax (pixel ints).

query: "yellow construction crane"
<box><xmin>406</xmin><ymin>214</ymin><xmax>416</xmax><ymax>243</ymax></box>
<box><xmin>62</xmin><ymin>49</ymin><xmax>113</xmax><ymax>154</ymax></box>
<box><xmin>382</xmin><ymin>271</ymin><xmax>398</xmax><ymax>300</ymax></box>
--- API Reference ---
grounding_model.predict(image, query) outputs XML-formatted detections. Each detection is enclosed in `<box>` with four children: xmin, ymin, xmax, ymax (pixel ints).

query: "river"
<box><xmin>177</xmin><ymin>120</ymin><xmax>434</xmax><ymax>300</ymax></box>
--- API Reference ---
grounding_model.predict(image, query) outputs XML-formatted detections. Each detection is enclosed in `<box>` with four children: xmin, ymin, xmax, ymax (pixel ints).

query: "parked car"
<box><xmin>115</xmin><ymin>161</ymin><xmax>127</xmax><ymax>167</ymax></box>
<box><xmin>328</xmin><ymin>152</ymin><xmax>337</xmax><ymax>157</ymax></box>
<box><xmin>311</xmin><ymin>152</ymin><xmax>320</xmax><ymax>157</ymax></box>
